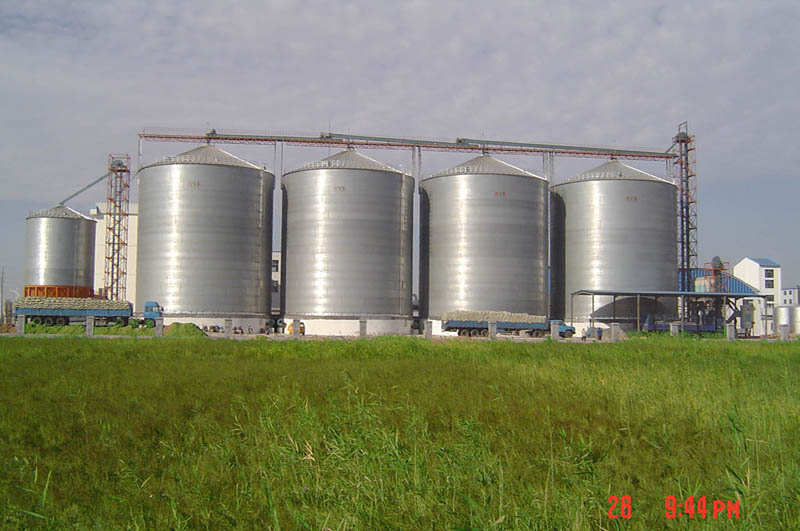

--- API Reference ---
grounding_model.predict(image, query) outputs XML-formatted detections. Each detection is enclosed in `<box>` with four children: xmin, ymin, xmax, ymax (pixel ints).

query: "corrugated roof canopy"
<box><xmin>561</xmin><ymin>160</ymin><xmax>672</xmax><ymax>185</ymax></box>
<box><xmin>27</xmin><ymin>205</ymin><xmax>94</xmax><ymax>220</ymax></box>
<box><xmin>145</xmin><ymin>145</ymin><xmax>262</xmax><ymax>170</ymax></box>
<box><xmin>428</xmin><ymin>155</ymin><xmax>542</xmax><ymax>180</ymax></box>
<box><xmin>286</xmin><ymin>149</ymin><xmax>402</xmax><ymax>174</ymax></box>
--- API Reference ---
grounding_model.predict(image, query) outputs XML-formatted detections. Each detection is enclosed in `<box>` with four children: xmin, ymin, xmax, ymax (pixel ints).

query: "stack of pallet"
<box><xmin>14</xmin><ymin>297</ymin><xmax>131</xmax><ymax>310</ymax></box>
<box><xmin>441</xmin><ymin>310</ymin><xmax>547</xmax><ymax>323</ymax></box>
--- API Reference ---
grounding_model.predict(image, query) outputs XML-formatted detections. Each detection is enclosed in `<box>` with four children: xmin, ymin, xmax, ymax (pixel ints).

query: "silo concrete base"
<box><xmin>422</xmin><ymin>320</ymin><xmax>458</xmax><ymax>336</ymax></box>
<box><xmin>162</xmin><ymin>316</ymin><xmax>271</xmax><ymax>334</ymax></box>
<box><xmin>290</xmin><ymin>318</ymin><xmax>413</xmax><ymax>337</ymax></box>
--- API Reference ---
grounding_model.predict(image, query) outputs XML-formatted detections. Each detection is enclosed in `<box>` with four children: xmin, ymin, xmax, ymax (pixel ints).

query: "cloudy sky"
<box><xmin>1</xmin><ymin>0</ymin><xmax>798</xmax><ymax>297</ymax></box>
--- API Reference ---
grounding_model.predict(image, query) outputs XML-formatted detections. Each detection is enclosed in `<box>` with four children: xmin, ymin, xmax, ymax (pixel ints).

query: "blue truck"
<box><xmin>442</xmin><ymin>317</ymin><xmax>576</xmax><ymax>338</ymax></box>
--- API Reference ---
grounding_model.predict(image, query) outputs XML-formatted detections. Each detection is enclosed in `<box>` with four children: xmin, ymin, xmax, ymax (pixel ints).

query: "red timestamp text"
<box><xmin>665</xmin><ymin>496</ymin><xmax>740</xmax><ymax>519</ymax></box>
<box><xmin>607</xmin><ymin>496</ymin><xmax>632</xmax><ymax>519</ymax></box>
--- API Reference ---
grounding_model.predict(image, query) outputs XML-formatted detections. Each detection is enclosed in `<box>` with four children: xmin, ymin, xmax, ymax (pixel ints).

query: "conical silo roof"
<box><xmin>27</xmin><ymin>205</ymin><xmax>94</xmax><ymax>221</ymax></box>
<box><xmin>286</xmin><ymin>149</ymin><xmax>402</xmax><ymax>174</ymax></box>
<box><xmin>562</xmin><ymin>160</ymin><xmax>672</xmax><ymax>185</ymax></box>
<box><xmin>144</xmin><ymin>145</ymin><xmax>262</xmax><ymax>170</ymax></box>
<box><xmin>426</xmin><ymin>155</ymin><xmax>543</xmax><ymax>180</ymax></box>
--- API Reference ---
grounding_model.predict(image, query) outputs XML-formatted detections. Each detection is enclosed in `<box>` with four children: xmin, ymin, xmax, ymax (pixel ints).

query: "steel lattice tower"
<box><xmin>671</xmin><ymin>122</ymin><xmax>697</xmax><ymax>299</ymax></box>
<box><xmin>105</xmin><ymin>154</ymin><xmax>130</xmax><ymax>301</ymax></box>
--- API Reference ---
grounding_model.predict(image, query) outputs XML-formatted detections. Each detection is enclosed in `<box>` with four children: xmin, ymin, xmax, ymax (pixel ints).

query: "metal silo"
<box><xmin>135</xmin><ymin>145</ymin><xmax>272</xmax><ymax>318</ymax></box>
<box><xmin>282</xmin><ymin>149</ymin><xmax>413</xmax><ymax>323</ymax></box>
<box><xmin>552</xmin><ymin>160</ymin><xmax>677</xmax><ymax>324</ymax></box>
<box><xmin>420</xmin><ymin>155</ymin><xmax>549</xmax><ymax>319</ymax></box>
<box><xmin>775</xmin><ymin>305</ymin><xmax>793</xmax><ymax>333</ymax></box>
<box><xmin>24</xmin><ymin>205</ymin><xmax>96</xmax><ymax>297</ymax></box>
<box><xmin>792</xmin><ymin>306</ymin><xmax>800</xmax><ymax>335</ymax></box>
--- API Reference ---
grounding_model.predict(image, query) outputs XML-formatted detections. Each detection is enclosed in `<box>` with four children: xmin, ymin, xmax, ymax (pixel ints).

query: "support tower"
<box><xmin>105</xmin><ymin>154</ymin><xmax>130</xmax><ymax>301</ymax></box>
<box><xmin>672</xmin><ymin>122</ymin><xmax>697</xmax><ymax>299</ymax></box>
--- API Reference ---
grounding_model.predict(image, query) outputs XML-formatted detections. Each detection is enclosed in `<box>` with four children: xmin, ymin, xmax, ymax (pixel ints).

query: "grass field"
<box><xmin>0</xmin><ymin>336</ymin><xmax>798</xmax><ymax>529</ymax></box>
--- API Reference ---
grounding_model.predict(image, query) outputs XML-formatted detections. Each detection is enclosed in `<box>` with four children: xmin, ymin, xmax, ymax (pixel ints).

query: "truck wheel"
<box><xmin>44</xmin><ymin>317</ymin><xmax>54</xmax><ymax>326</ymax></box>
<box><xmin>563</xmin><ymin>330</ymin><xmax>574</xmax><ymax>338</ymax></box>
<box><xmin>55</xmin><ymin>317</ymin><xmax>67</xmax><ymax>326</ymax></box>
<box><xmin>469</xmin><ymin>328</ymin><xmax>480</xmax><ymax>337</ymax></box>
<box><xmin>533</xmin><ymin>330</ymin><xmax>545</xmax><ymax>338</ymax></box>
<box><xmin>480</xmin><ymin>329</ymin><xmax>489</xmax><ymax>337</ymax></box>
<box><xmin>145</xmin><ymin>319</ymin><xmax>155</xmax><ymax>328</ymax></box>
<box><xmin>458</xmin><ymin>328</ymin><xmax>469</xmax><ymax>337</ymax></box>
<box><xmin>31</xmin><ymin>316</ymin><xmax>43</xmax><ymax>325</ymax></box>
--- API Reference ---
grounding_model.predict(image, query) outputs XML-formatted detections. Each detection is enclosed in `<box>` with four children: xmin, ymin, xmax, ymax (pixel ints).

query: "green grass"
<box><xmin>0</xmin><ymin>336</ymin><xmax>798</xmax><ymax>529</ymax></box>
<box><xmin>22</xmin><ymin>322</ymin><xmax>205</xmax><ymax>337</ymax></box>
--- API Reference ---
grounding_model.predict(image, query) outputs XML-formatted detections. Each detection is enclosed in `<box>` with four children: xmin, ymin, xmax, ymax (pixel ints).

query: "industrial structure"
<box><xmin>733</xmin><ymin>257</ymin><xmax>782</xmax><ymax>336</ymax></box>
<box><xmin>91</xmin><ymin>203</ymin><xmax>139</xmax><ymax>311</ymax></box>
<box><xmin>420</xmin><ymin>155</ymin><xmax>548</xmax><ymax>320</ymax></box>
<box><xmin>135</xmin><ymin>145</ymin><xmax>273</xmax><ymax>329</ymax></box>
<box><xmin>282</xmin><ymin>149</ymin><xmax>413</xmax><ymax>335</ymax></box>
<box><xmin>104</xmin><ymin>154</ymin><xmax>131</xmax><ymax>301</ymax></box>
<box><xmin>20</xmin><ymin>122</ymin><xmax>791</xmax><ymax>338</ymax></box>
<box><xmin>24</xmin><ymin>205</ymin><xmax>96</xmax><ymax>298</ymax></box>
<box><xmin>550</xmin><ymin>160</ymin><xmax>678</xmax><ymax>327</ymax></box>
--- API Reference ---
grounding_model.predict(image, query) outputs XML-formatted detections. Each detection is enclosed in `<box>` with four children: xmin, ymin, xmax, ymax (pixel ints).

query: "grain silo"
<box><xmin>775</xmin><ymin>305</ymin><xmax>800</xmax><ymax>334</ymax></box>
<box><xmin>24</xmin><ymin>205</ymin><xmax>96</xmax><ymax>297</ymax></box>
<box><xmin>551</xmin><ymin>160</ymin><xmax>677</xmax><ymax>326</ymax></box>
<box><xmin>420</xmin><ymin>155</ymin><xmax>548</xmax><ymax>320</ymax></box>
<box><xmin>282</xmin><ymin>149</ymin><xmax>413</xmax><ymax>335</ymax></box>
<box><xmin>135</xmin><ymin>145</ymin><xmax>272</xmax><ymax>328</ymax></box>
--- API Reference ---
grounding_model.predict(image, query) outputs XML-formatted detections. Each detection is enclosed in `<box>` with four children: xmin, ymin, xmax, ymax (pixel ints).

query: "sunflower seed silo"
<box><xmin>551</xmin><ymin>160</ymin><xmax>677</xmax><ymax>325</ymax></box>
<box><xmin>135</xmin><ymin>145</ymin><xmax>272</xmax><ymax>327</ymax></box>
<box><xmin>24</xmin><ymin>205</ymin><xmax>96</xmax><ymax>297</ymax></box>
<box><xmin>420</xmin><ymin>155</ymin><xmax>549</xmax><ymax>319</ymax></box>
<box><xmin>282</xmin><ymin>149</ymin><xmax>413</xmax><ymax>335</ymax></box>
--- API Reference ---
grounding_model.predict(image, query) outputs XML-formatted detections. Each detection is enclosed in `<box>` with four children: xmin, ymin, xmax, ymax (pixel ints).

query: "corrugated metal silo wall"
<box><xmin>135</xmin><ymin>164</ymin><xmax>273</xmax><ymax>315</ymax></box>
<box><xmin>283</xmin><ymin>168</ymin><xmax>413</xmax><ymax>318</ymax></box>
<box><xmin>555</xmin><ymin>179</ymin><xmax>677</xmax><ymax>322</ymax></box>
<box><xmin>421</xmin><ymin>173</ymin><xmax>549</xmax><ymax>318</ymax></box>
<box><xmin>25</xmin><ymin>216</ymin><xmax>96</xmax><ymax>288</ymax></box>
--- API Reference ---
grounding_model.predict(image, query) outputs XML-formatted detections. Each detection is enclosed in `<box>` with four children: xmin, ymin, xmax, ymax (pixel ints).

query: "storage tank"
<box><xmin>282</xmin><ymin>149</ymin><xmax>413</xmax><ymax>329</ymax></box>
<box><xmin>551</xmin><ymin>160</ymin><xmax>677</xmax><ymax>324</ymax></box>
<box><xmin>135</xmin><ymin>145</ymin><xmax>272</xmax><ymax>320</ymax></box>
<box><xmin>24</xmin><ymin>205</ymin><xmax>96</xmax><ymax>297</ymax></box>
<box><xmin>792</xmin><ymin>306</ymin><xmax>800</xmax><ymax>335</ymax></box>
<box><xmin>774</xmin><ymin>306</ymin><xmax>796</xmax><ymax>334</ymax></box>
<box><xmin>420</xmin><ymin>155</ymin><xmax>548</xmax><ymax>319</ymax></box>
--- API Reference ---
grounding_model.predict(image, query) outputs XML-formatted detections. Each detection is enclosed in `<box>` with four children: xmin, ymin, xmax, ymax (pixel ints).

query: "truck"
<box><xmin>441</xmin><ymin>310</ymin><xmax>576</xmax><ymax>338</ymax></box>
<box><xmin>14</xmin><ymin>297</ymin><xmax>133</xmax><ymax>326</ymax></box>
<box><xmin>139</xmin><ymin>301</ymin><xmax>165</xmax><ymax>328</ymax></box>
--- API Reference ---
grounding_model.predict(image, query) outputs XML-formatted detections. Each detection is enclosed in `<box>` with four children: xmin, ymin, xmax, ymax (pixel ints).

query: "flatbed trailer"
<box><xmin>14</xmin><ymin>297</ymin><xmax>132</xmax><ymax>326</ymax></box>
<box><xmin>443</xmin><ymin>319</ymin><xmax>576</xmax><ymax>338</ymax></box>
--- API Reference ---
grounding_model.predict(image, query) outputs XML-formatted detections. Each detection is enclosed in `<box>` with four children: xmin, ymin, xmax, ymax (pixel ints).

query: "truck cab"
<box><xmin>143</xmin><ymin>301</ymin><xmax>163</xmax><ymax>318</ymax></box>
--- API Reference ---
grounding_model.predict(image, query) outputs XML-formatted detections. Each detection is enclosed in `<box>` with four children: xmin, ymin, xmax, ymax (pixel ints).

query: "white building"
<box><xmin>90</xmin><ymin>203</ymin><xmax>139</xmax><ymax>309</ymax></box>
<box><xmin>781</xmin><ymin>285</ymin><xmax>799</xmax><ymax>306</ymax></box>
<box><xmin>733</xmin><ymin>257</ymin><xmax>781</xmax><ymax>336</ymax></box>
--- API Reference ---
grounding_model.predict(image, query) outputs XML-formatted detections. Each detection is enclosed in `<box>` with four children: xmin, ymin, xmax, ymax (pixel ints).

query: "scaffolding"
<box><xmin>105</xmin><ymin>154</ymin><xmax>130</xmax><ymax>301</ymax></box>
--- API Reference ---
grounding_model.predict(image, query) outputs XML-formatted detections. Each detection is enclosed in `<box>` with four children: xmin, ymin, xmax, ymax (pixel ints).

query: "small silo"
<box><xmin>551</xmin><ymin>160</ymin><xmax>677</xmax><ymax>325</ymax></box>
<box><xmin>775</xmin><ymin>305</ymin><xmax>793</xmax><ymax>334</ymax></box>
<box><xmin>282</xmin><ymin>149</ymin><xmax>413</xmax><ymax>334</ymax></box>
<box><xmin>135</xmin><ymin>145</ymin><xmax>273</xmax><ymax>325</ymax></box>
<box><xmin>420</xmin><ymin>155</ymin><xmax>549</xmax><ymax>319</ymax></box>
<box><xmin>25</xmin><ymin>205</ymin><xmax>96</xmax><ymax>297</ymax></box>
